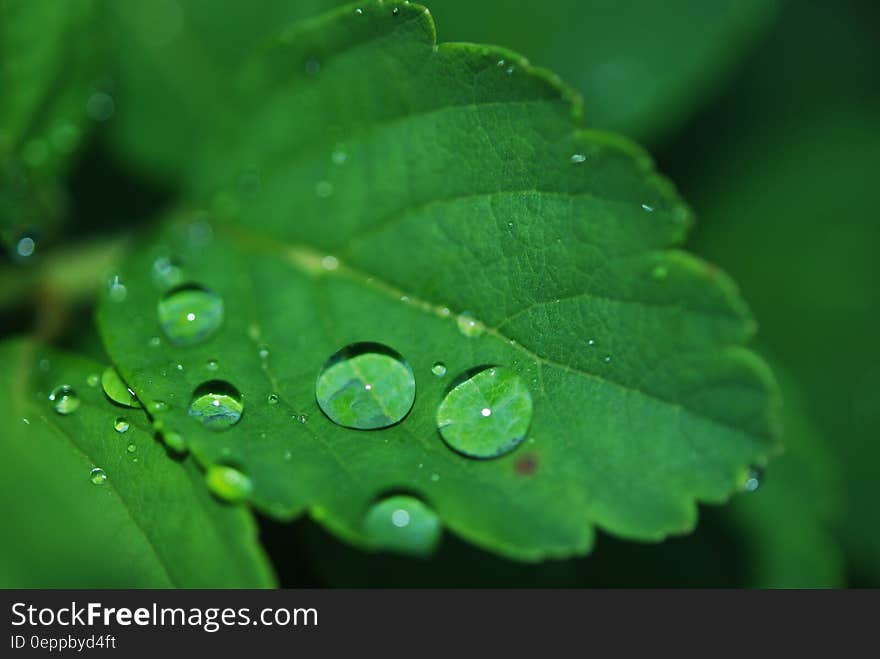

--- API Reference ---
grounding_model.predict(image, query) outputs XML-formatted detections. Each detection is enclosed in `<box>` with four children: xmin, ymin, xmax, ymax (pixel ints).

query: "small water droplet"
<box><xmin>101</xmin><ymin>367</ymin><xmax>140</xmax><ymax>408</ymax></box>
<box><xmin>456</xmin><ymin>311</ymin><xmax>485</xmax><ymax>337</ymax></box>
<box><xmin>107</xmin><ymin>275</ymin><xmax>127</xmax><ymax>302</ymax></box>
<box><xmin>161</xmin><ymin>430</ymin><xmax>186</xmax><ymax>453</ymax></box>
<box><xmin>22</xmin><ymin>418</ymin><xmax>30</xmax><ymax>425</ymax></box>
<box><xmin>506</xmin><ymin>65</ymin><xmax>515</xmax><ymax>75</ymax></box>
<box><xmin>363</xmin><ymin>495</ymin><xmax>441</xmax><ymax>555</ymax></box>
<box><xmin>86</xmin><ymin>373</ymin><xmax>100</xmax><ymax>388</ymax></box>
<box><xmin>437</xmin><ymin>366</ymin><xmax>533</xmax><ymax>458</ymax></box>
<box><xmin>392</xmin><ymin>6</ymin><xmax>400</xmax><ymax>15</ymax></box>
<box><xmin>641</xmin><ymin>203</ymin><xmax>654</xmax><ymax>212</ymax></box>
<box><xmin>331</xmin><ymin>149</ymin><xmax>348</xmax><ymax>165</ymax></box>
<box><xmin>206</xmin><ymin>359</ymin><xmax>219</xmax><ymax>371</ymax></box>
<box><xmin>431</xmin><ymin>362</ymin><xmax>447</xmax><ymax>377</ymax></box>
<box><xmin>148</xmin><ymin>336</ymin><xmax>161</xmax><ymax>348</ymax></box>
<box><xmin>151</xmin><ymin>256</ymin><xmax>184</xmax><ymax>289</ymax></box>
<box><xmin>497</xmin><ymin>59</ymin><xmax>505</xmax><ymax>67</ymax></box>
<box><xmin>603</xmin><ymin>355</ymin><xmax>612</xmax><ymax>363</ymax></box>
<box><xmin>743</xmin><ymin>467</ymin><xmax>763</xmax><ymax>492</ymax></box>
<box><xmin>49</xmin><ymin>385</ymin><xmax>80</xmax><ymax>415</ymax></box>
<box><xmin>114</xmin><ymin>417</ymin><xmax>130</xmax><ymax>433</ymax></box>
<box><xmin>315</xmin><ymin>180</ymin><xmax>333</xmax><ymax>198</ymax></box>
<box><xmin>150</xmin><ymin>400</ymin><xmax>168</xmax><ymax>414</ymax></box>
<box><xmin>158</xmin><ymin>284</ymin><xmax>224</xmax><ymax>346</ymax></box>
<box><xmin>127</xmin><ymin>443</ymin><xmax>137</xmax><ymax>453</ymax></box>
<box><xmin>304</xmin><ymin>58</ymin><xmax>320</xmax><ymax>76</ymax></box>
<box><xmin>316</xmin><ymin>343</ymin><xmax>415</xmax><ymax>430</ymax></box>
<box><xmin>587</xmin><ymin>339</ymin><xmax>595</xmax><ymax>346</ymax></box>
<box><xmin>268</xmin><ymin>393</ymin><xmax>279</xmax><ymax>405</ymax></box>
<box><xmin>89</xmin><ymin>467</ymin><xmax>107</xmax><ymax>485</ymax></box>
<box><xmin>39</xmin><ymin>358</ymin><xmax>51</xmax><ymax>371</ymax></box>
<box><xmin>16</xmin><ymin>236</ymin><xmax>35</xmax><ymax>257</ymax></box>
<box><xmin>258</xmin><ymin>347</ymin><xmax>269</xmax><ymax>359</ymax></box>
<box><xmin>205</xmin><ymin>465</ymin><xmax>252</xmax><ymax>503</ymax></box>
<box><xmin>570</xmin><ymin>153</ymin><xmax>586</xmax><ymax>164</ymax></box>
<box><xmin>295</xmin><ymin>413</ymin><xmax>309</xmax><ymax>424</ymax></box>
<box><xmin>321</xmin><ymin>255</ymin><xmax>339</xmax><ymax>271</ymax></box>
<box><xmin>86</xmin><ymin>92</ymin><xmax>114</xmax><ymax>121</ymax></box>
<box><xmin>355</xmin><ymin>7</ymin><xmax>363</xmax><ymax>15</ymax></box>
<box><xmin>430</xmin><ymin>473</ymin><xmax>440</xmax><ymax>482</ymax></box>
<box><xmin>189</xmin><ymin>381</ymin><xmax>244</xmax><ymax>430</ymax></box>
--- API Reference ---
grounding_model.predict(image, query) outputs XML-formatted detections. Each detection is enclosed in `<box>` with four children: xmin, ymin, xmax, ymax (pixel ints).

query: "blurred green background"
<box><xmin>1</xmin><ymin>0</ymin><xmax>877</xmax><ymax>587</ymax></box>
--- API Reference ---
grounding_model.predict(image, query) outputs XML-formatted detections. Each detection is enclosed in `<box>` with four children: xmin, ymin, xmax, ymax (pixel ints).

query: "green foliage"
<box><xmin>97</xmin><ymin>2</ymin><xmax>777</xmax><ymax>561</ymax></box>
<box><xmin>0</xmin><ymin>339</ymin><xmax>275</xmax><ymax>587</ymax></box>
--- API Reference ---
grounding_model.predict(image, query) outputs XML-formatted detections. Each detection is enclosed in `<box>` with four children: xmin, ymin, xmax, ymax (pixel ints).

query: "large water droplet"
<box><xmin>205</xmin><ymin>465</ymin><xmax>252</xmax><ymax>503</ymax></box>
<box><xmin>114</xmin><ymin>417</ymin><xmax>130</xmax><ymax>433</ymax></box>
<box><xmin>363</xmin><ymin>495</ymin><xmax>441</xmax><ymax>556</ymax></box>
<box><xmin>157</xmin><ymin>284</ymin><xmax>224</xmax><ymax>346</ymax></box>
<box><xmin>89</xmin><ymin>467</ymin><xmax>107</xmax><ymax>485</ymax></box>
<box><xmin>49</xmin><ymin>385</ymin><xmax>80</xmax><ymax>415</ymax></box>
<box><xmin>431</xmin><ymin>362</ymin><xmax>447</xmax><ymax>377</ymax></box>
<box><xmin>436</xmin><ymin>366</ymin><xmax>533</xmax><ymax>458</ymax></box>
<box><xmin>315</xmin><ymin>343</ymin><xmax>415</xmax><ymax>430</ymax></box>
<box><xmin>101</xmin><ymin>367</ymin><xmax>140</xmax><ymax>408</ymax></box>
<box><xmin>188</xmin><ymin>381</ymin><xmax>244</xmax><ymax>430</ymax></box>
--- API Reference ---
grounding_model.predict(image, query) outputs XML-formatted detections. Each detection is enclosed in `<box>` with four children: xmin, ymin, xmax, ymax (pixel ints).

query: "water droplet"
<box><xmin>114</xmin><ymin>417</ymin><xmax>130</xmax><ymax>433</ymax></box>
<box><xmin>16</xmin><ymin>236</ymin><xmax>35</xmax><ymax>257</ymax></box>
<box><xmin>205</xmin><ymin>465</ymin><xmax>252</xmax><ymax>503</ymax></box>
<box><xmin>315</xmin><ymin>180</ymin><xmax>333</xmax><ymax>198</ymax></box>
<box><xmin>570</xmin><ymin>153</ymin><xmax>586</xmax><ymax>164</ymax></box>
<box><xmin>506</xmin><ymin>65</ymin><xmax>515</xmax><ymax>75</ymax></box>
<box><xmin>107</xmin><ymin>275</ymin><xmax>127</xmax><ymax>302</ymax></box>
<box><xmin>161</xmin><ymin>430</ymin><xmax>187</xmax><ymax>454</ymax></box>
<box><xmin>151</xmin><ymin>256</ymin><xmax>183</xmax><ymax>289</ymax></box>
<box><xmin>189</xmin><ymin>381</ymin><xmax>244</xmax><ymax>430</ymax></box>
<box><xmin>303</xmin><ymin>56</ymin><xmax>321</xmax><ymax>75</ymax></box>
<box><xmin>149</xmin><ymin>400</ymin><xmax>168</xmax><ymax>414</ymax></box>
<box><xmin>436</xmin><ymin>366</ymin><xmax>533</xmax><ymax>458</ymax></box>
<box><xmin>158</xmin><ymin>284</ymin><xmax>224</xmax><ymax>346</ymax></box>
<box><xmin>392</xmin><ymin>6</ymin><xmax>400</xmax><ymax>15</ymax></box>
<box><xmin>743</xmin><ymin>467</ymin><xmax>763</xmax><ymax>492</ymax></box>
<box><xmin>206</xmin><ymin>359</ymin><xmax>219</xmax><ymax>371</ymax></box>
<box><xmin>86</xmin><ymin>92</ymin><xmax>114</xmax><ymax>121</ymax></box>
<box><xmin>127</xmin><ymin>443</ymin><xmax>137</xmax><ymax>453</ymax></box>
<box><xmin>430</xmin><ymin>473</ymin><xmax>440</xmax><ymax>482</ymax></box>
<box><xmin>431</xmin><ymin>362</ymin><xmax>447</xmax><ymax>377</ymax></box>
<box><xmin>48</xmin><ymin>385</ymin><xmax>80</xmax><ymax>415</ymax></box>
<box><xmin>316</xmin><ymin>343</ymin><xmax>415</xmax><ymax>430</ymax></box>
<box><xmin>355</xmin><ymin>7</ymin><xmax>363</xmax><ymax>15</ymax></box>
<box><xmin>331</xmin><ymin>149</ymin><xmax>348</xmax><ymax>165</ymax></box>
<box><xmin>587</xmin><ymin>339</ymin><xmax>595</xmax><ymax>346</ymax></box>
<box><xmin>321</xmin><ymin>255</ymin><xmax>339</xmax><ymax>271</ymax></box>
<box><xmin>603</xmin><ymin>355</ymin><xmax>612</xmax><ymax>363</ymax></box>
<box><xmin>641</xmin><ymin>203</ymin><xmax>654</xmax><ymax>212</ymax></box>
<box><xmin>267</xmin><ymin>393</ymin><xmax>279</xmax><ymax>405</ymax></box>
<box><xmin>456</xmin><ymin>311</ymin><xmax>484</xmax><ymax>337</ymax></box>
<box><xmin>89</xmin><ymin>467</ymin><xmax>107</xmax><ymax>485</ymax></box>
<box><xmin>101</xmin><ymin>367</ymin><xmax>140</xmax><ymax>408</ymax></box>
<box><xmin>148</xmin><ymin>336</ymin><xmax>161</xmax><ymax>348</ymax></box>
<box><xmin>258</xmin><ymin>347</ymin><xmax>269</xmax><ymax>359</ymax></box>
<box><xmin>295</xmin><ymin>413</ymin><xmax>309</xmax><ymax>425</ymax></box>
<box><xmin>21</xmin><ymin>418</ymin><xmax>30</xmax><ymax>425</ymax></box>
<box><xmin>363</xmin><ymin>495</ymin><xmax>441</xmax><ymax>555</ymax></box>
<box><xmin>497</xmin><ymin>59</ymin><xmax>505</xmax><ymax>67</ymax></box>
<box><xmin>38</xmin><ymin>358</ymin><xmax>50</xmax><ymax>372</ymax></box>
<box><xmin>86</xmin><ymin>373</ymin><xmax>100</xmax><ymax>388</ymax></box>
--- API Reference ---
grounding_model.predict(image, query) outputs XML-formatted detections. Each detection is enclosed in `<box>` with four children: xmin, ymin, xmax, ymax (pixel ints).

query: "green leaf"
<box><xmin>0</xmin><ymin>339</ymin><xmax>275</xmax><ymax>587</ymax></box>
<box><xmin>0</xmin><ymin>0</ymin><xmax>107</xmax><ymax>251</ymax></box>
<box><xmin>98</xmin><ymin>1</ymin><xmax>778</xmax><ymax>561</ymax></box>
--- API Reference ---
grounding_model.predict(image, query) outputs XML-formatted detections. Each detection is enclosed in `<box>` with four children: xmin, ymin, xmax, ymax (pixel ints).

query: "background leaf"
<box><xmin>98</xmin><ymin>2</ymin><xmax>777</xmax><ymax>561</ymax></box>
<box><xmin>0</xmin><ymin>339</ymin><xmax>275</xmax><ymax>587</ymax></box>
<box><xmin>0</xmin><ymin>0</ymin><xmax>107</xmax><ymax>254</ymax></box>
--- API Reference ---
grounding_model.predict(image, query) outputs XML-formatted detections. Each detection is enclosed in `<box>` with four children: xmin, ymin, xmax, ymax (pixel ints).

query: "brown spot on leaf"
<box><xmin>515</xmin><ymin>453</ymin><xmax>538</xmax><ymax>476</ymax></box>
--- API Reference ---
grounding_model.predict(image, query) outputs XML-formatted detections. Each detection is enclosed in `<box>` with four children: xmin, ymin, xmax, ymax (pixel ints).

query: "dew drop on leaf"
<box><xmin>101</xmin><ymin>367</ymin><xmax>140</xmax><ymax>408</ymax></box>
<box><xmin>86</xmin><ymin>373</ymin><xmax>100</xmax><ymax>388</ymax></box>
<box><xmin>114</xmin><ymin>417</ymin><xmax>130</xmax><ymax>433</ymax></box>
<box><xmin>188</xmin><ymin>381</ymin><xmax>244</xmax><ymax>430</ymax></box>
<box><xmin>48</xmin><ymin>385</ymin><xmax>80</xmax><ymax>415</ymax></box>
<box><xmin>126</xmin><ymin>443</ymin><xmax>137</xmax><ymax>454</ymax></box>
<box><xmin>456</xmin><ymin>311</ymin><xmax>485</xmax><ymax>337</ymax></box>
<box><xmin>205</xmin><ymin>465</ymin><xmax>252</xmax><ymax>503</ymax></box>
<box><xmin>431</xmin><ymin>362</ymin><xmax>447</xmax><ymax>377</ymax></box>
<box><xmin>89</xmin><ymin>467</ymin><xmax>107</xmax><ymax>485</ymax></box>
<box><xmin>151</xmin><ymin>256</ymin><xmax>184</xmax><ymax>289</ymax></box>
<box><xmin>267</xmin><ymin>393</ymin><xmax>279</xmax><ymax>405</ymax></box>
<box><xmin>157</xmin><ymin>284</ymin><xmax>224</xmax><ymax>346</ymax></box>
<box><xmin>363</xmin><ymin>495</ymin><xmax>441</xmax><ymax>555</ymax></box>
<box><xmin>570</xmin><ymin>153</ymin><xmax>586</xmax><ymax>164</ymax></box>
<box><xmin>743</xmin><ymin>467</ymin><xmax>763</xmax><ymax>493</ymax></box>
<box><xmin>16</xmin><ymin>236</ymin><xmax>35</xmax><ymax>257</ymax></box>
<box><xmin>107</xmin><ymin>275</ymin><xmax>127</xmax><ymax>302</ymax></box>
<box><xmin>315</xmin><ymin>343</ymin><xmax>415</xmax><ymax>430</ymax></box>
<box><xmin>436</xmin><ymin>366</ymin><xmax>533</xmax><ymax>458</ymax></box>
